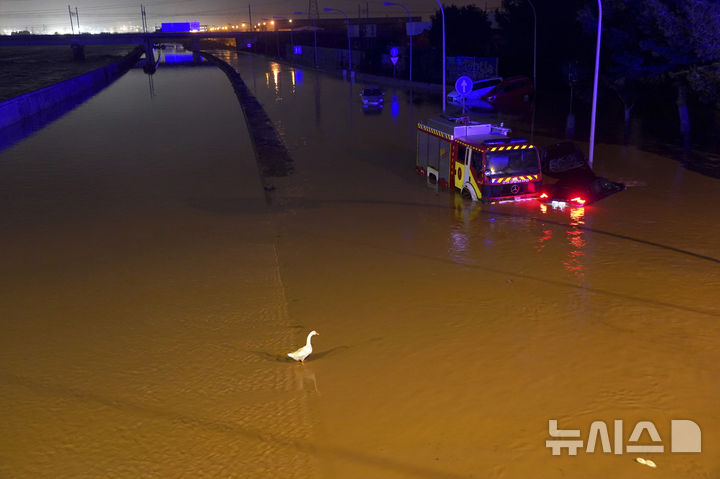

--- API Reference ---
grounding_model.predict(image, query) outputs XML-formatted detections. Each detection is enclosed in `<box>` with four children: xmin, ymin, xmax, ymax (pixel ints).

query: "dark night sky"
<box><xmin>1</xmin><ymin>0</ymin><xmax>503</xmax><ymax>33</ymax></box>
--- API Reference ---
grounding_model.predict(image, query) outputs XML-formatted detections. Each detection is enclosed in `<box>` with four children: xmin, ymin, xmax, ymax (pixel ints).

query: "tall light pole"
<box><xmin>293</xmin><ymin>11</ymin><xmax>318</xmax><ymax>67</ymax></box>
<box><xmin>272</xmin><ymin>16</ymin><xmax>293</xmax><ymax>59</ymax></box>
<box><xmin>271</xmin><ymin>19</ymin><xmax>280</xmax><ymax>57</ymax></box>
<box><xmin>289</xmin><ymin>19</ymin><xmax>294</xmax><ymax>54</ymax></box>
<box><xmin>527</xmin><ymin>0</ymin><xmax>536</xmax><ymax>88</ymax></box>
<box><xmin>324</xmin><ymin>7</ymin><xmax>352</xmax><ymax>73</ymax></box>
<box><xmin>434</xmin><ymin>0</ymin><xmax>446</xmax><ymax>112</ymax></box>
<box><xmin>589</xmin><ymin>0</ymin><xmax>602</xmax><ymax>168</ymax></box>
<box><xmin>383</xmin><ymin>1</ymin><xmax>412</xmax><ymax>83</ymax></box>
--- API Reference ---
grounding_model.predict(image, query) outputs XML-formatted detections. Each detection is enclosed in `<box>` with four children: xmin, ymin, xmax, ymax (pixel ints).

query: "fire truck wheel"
<box><xmin>461</xmin><ymin>187</ymin><xmax>473</xmax><ymax>200</ymax></box>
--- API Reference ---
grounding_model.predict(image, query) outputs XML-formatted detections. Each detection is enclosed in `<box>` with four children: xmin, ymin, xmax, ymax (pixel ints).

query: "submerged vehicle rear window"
<box><xmin>473</xmin><ymin>79</ymin><xmax>501</xmax><ymax>91</ymax></box>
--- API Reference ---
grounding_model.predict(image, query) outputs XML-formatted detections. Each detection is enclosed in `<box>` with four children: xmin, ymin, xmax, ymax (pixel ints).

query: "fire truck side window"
<box><xmin>458</xmin><ymin>145</ymin><xmax>467</xmax><ymax>164</ymax></box>
<box><xmin>471</xmin><ymin>150</ymin><xmax>482</xmax><ymax>171</ymax></box>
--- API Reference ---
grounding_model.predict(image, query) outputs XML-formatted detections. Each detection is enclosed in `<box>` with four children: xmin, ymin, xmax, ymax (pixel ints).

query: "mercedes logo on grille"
<box><xmin>510</xmin><ymin>184</ymin><xmax>520</xmax><ymax>194</ymax></box>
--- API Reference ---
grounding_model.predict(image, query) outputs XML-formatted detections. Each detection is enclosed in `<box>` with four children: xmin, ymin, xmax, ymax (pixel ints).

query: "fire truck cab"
<box><xmin>416</xmin><ymin>116</ymin><xmax>542</xmax><ymax>202</ymax></box>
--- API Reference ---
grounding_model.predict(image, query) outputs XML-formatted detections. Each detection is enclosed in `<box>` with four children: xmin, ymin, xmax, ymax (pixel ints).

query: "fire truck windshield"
<box><xmin>485</xmin><ymin>148</ymin><xmax>539</xmax><ymax>176</ymax></box>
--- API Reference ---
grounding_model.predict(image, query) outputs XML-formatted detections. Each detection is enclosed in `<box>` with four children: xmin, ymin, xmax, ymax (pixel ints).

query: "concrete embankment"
<box><xmin>0</xmin><ymin>46</ymin><xmax>144</xmax><ymax>131</ymax></box>
<box><xmin>197</xmin><ymin>50</ymin><xmax>293</xmax><ymax>199</ymax></box>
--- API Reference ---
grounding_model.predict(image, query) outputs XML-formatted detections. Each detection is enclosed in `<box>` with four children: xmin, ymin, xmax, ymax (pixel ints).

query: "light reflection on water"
<box><xmin>447</xmin><ymin>195</ymin><xmax>476</xmax><ymax>265</ymax></box>
<box><xmin>448</xmin><ymin>228</ymin><xmax>471</xmax><ymax>265</ymax></box>
<box><xmin>536</xmin><ymin>202</ymin><xmax>587</xmax><ymax>280</ymax></box>
<box><xmin>270</xmin><ymin>62</ymin><xmax>280</xmax><ymax>96</ymax></box>
<box><xmin>563</xmin><ymin>206</ymin><xmax>586</xmax><ymax>281</ymax></box>
<box><xmin>534</xmin><ymin>227</ymin><xmax>553</xmax><ymax>253</ymax></box>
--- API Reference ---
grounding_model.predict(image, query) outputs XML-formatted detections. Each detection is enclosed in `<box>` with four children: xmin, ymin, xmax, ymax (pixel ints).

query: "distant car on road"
<box><xmin>360</xmin><ymin>87</ymin><xmax>384</xmax><ymax>107</ymax></box>
<box><xmin>481</xmin><ymin>76</ymin><xmax>534</xmax><ymax>107</ymax></box>
<box><xmin>447</xmin><ymin>77</ymin><xmax>502</xmax><ymax>105</ymax></box>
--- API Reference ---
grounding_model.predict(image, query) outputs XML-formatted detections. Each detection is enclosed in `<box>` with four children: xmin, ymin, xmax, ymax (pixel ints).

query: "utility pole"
<box><xmin>75</xmin><ymin>7</ymin><xmax>80</xmax><ymax>33</ymax></box>
<box><xmin>141</xmin><ymin>5</ymin><xmax>147</xmax><ymax>33</ymax></box>
<box><xmin>248</xmin><ymin>4</ymin><xmax>253</xmax><ymax>30</ymax></box>
<box><xmin>307</xmin><ymin>0</ymin><xmax>320</xmax><ymax>67</ymax></box>
<box><xmin>308</xmin><ymin>0</ymin><xmax>319</xmax><ymax>22</ymax></box>
<box><xmin>588</xmin><ymin>0</ymin><xmax>602</xmax><ymax>168</ymax></box>
<box><xmin>68</xmin><ymin>5</ymin><xmax>74</xmax><ymax>34</ymax></box>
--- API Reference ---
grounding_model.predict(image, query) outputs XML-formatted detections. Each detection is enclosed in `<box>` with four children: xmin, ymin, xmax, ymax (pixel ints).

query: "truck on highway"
<box><xmin>416</xmin><ymin>115</ymin><xmax>542</xmax><ymax>202</ymax></box>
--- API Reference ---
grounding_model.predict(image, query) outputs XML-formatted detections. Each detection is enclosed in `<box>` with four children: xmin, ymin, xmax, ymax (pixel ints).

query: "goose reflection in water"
<box><xmin>293</xmin><ymin>365</ymin><xmax>319</xmax><ymax>393</ymax></box>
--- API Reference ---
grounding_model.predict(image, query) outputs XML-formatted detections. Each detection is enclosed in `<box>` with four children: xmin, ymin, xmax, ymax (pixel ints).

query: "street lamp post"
<box><xmin>271</xmin><ymin>19</ymin><xmax>280</xmax><ymax>57</ymax></box>
<box><xmin>527</xmin><ymin>0</ymin><xmax>536</xmax><ymax>89</ymax></box>
<box><xmin>383</xmin><ymin>1</ymin><xmax>412</xmax><ymax>83</ymax></box>
<box><xmin>289</xmin><ymin>19</ymin><xmax>294</xmax><ymax>55</ymax></box>
<box><xmin>324</xmin><ymin>7</ymin><xmax>352</xmax><ymax>73</ymax></box>
<box><xmin>294</xmin><ymin>11</ymin><xmax>318</xmax><ymax>67</ymax></box>
<box><xmin>434</xmin><ymin>0</ymin><xmax>446</xmax><ymax>112</ymax></box>
<box><xmin>272</xmin><ymin>16</ymin><xmax>294</xmax><ymax>59</ymax></box>
<box><xmin>589</xmin><ymin>0</ymin><xmax>602</xmax><ymax>168</ymax></box>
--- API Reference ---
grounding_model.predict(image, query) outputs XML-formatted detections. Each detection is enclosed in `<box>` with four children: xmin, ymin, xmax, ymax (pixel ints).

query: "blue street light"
<box><xmin>383</xmin><ymin>1</ymin><xmax>413</xmax><ymax>83</ymax></box>
<box><xmin>324</xmin><ymin>7</ymin><xmax>352</xmax><ymax>73</ymax></box>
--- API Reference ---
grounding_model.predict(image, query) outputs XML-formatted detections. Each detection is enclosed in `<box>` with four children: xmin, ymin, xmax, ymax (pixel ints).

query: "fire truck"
<box><xmin>416</xmin><ymin>116</ymin><xmax>542</xmax><ymax>202</ymax></box>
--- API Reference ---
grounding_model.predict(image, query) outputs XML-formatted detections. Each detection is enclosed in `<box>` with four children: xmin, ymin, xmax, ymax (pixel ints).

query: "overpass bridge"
<box><xmin>0</xmin><ymin>32</ymin><xmax>258</xmax><ymax>72</ymax></box>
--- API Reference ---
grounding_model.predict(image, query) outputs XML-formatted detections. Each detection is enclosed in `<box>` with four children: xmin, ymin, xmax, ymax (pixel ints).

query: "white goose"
<box><xmin>288</xmin><ymin>330</ymin><xmax>319</xmax><ymax>363</ymax></box>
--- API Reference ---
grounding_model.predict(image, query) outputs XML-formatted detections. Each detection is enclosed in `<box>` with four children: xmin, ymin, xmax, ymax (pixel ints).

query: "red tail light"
<box><xmin>570</xmin><ymin>196</ymin><xmax>586</xmax><ymax>205</ymax></box>
<box><xmin>539</xmin><ymin>193</ymin><xmax>548</xmax><ymax>199</ymax></box>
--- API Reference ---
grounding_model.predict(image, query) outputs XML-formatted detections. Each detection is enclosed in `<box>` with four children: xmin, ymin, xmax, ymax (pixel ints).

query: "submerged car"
<box><xmin>539</xmin><ymin>141</ymin><xmax>625</xmax><ymax>206</ymax></box>
<box><xmin>447</xmin><ymin>77</ymin><xmax>503</xmax><ymax>105</ymax></box>
<box><xmin>360</xmin><ymin>87</ymin><xmax>384</xmax><ymax>107</ymax></box>
<box><xmin>540</xmin><ymin>173</ymin><xmax>626</xmax><ymax>207</ymax></box>
<box><xmin>481</xmin><ymin>76</ymin><xmax>534</xmax><ymax>107</ymax></box>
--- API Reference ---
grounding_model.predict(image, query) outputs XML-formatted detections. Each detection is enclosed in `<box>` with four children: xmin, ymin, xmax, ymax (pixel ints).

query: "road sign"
<box><xmin>455</xmin><ymin>75</ymin><xmax>473</xmax><ymax>115</ymax></box>
<box><xmin>455</xmin><ymin>75</ymin><xmax>473</xmax><ymax>96</ymax></box>
<box><xmin>390</xmin><ymin>46</ymin><xmax>399</xmax><ymax>66</ymax></box>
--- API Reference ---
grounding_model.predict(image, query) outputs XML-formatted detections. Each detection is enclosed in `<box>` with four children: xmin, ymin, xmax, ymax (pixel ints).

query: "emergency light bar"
<box><xmin>484</xmin><ymin>138</ymin><xmax>528</xmax><ymax>145</ymax></box>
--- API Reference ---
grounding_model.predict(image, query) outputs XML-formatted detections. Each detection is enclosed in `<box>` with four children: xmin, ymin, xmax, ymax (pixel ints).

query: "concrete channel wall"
<box><xmin>0</xmin><ymin>46</ymin><xmax>144</xmax><ymax>130</ymax></box>
<box><xmin>197</xmin><ymin>50</ymin><xmax>293</xmax><ymax>204</ymax></box>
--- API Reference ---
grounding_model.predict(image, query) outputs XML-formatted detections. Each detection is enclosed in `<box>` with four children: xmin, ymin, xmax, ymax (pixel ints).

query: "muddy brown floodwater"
<box><xmin>1</xmin><ymin>50</ymin><xmax>718</xmax><ymax>478</ymax></box>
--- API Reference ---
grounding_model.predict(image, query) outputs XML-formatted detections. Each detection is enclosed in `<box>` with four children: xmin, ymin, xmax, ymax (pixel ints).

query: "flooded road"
<box><xmin>1</xmin><ymin>50</ymin><xmax>719</xmax><ymax>478</ymax></box>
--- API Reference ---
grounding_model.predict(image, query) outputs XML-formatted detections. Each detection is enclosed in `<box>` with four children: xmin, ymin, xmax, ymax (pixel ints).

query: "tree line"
<box><xmin>426</xmin><ymin>0</ymin><xmax>720</xmax><ymax>151</ymax></box>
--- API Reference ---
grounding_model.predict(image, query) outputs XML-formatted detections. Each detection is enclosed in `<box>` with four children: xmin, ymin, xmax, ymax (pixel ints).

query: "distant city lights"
<box><xmin>1</xmin><ymin>15</ymin><xmax>299</xmax><ymax>35</ymax></box>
